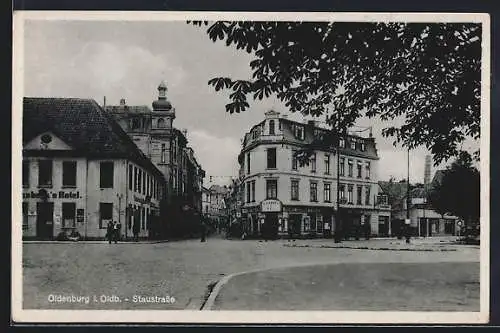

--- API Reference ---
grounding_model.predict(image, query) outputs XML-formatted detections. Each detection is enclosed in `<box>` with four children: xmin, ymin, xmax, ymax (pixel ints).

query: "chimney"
<box><xmin>120</xmin><ymin>98</ymin><xmax>126</xmax><ymax>106</ymax></box>
<box><xmin>103</xmin><ymin>96</ymin><xmax>106</xmax><ymax>108</ymax></box>
<box><xmin>424</xmin><ymin>155</ymin><xmax>432</xmax><ymax>185</ymax></box>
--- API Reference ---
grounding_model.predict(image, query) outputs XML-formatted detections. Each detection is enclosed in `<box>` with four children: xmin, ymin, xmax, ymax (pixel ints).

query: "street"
<box><xmin>22</xmin><ymin>236</ymin><xmax>480</xmax><ymax>311</ymax></box>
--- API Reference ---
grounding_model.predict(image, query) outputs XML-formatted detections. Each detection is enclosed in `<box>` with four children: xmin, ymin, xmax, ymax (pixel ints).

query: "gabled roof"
<box><xmin>209</xmin><ymin>184</ymin><xmax>229</xmax><ymax>195</ymax></box>
<box><xmin>23</xmin><ymin>97</ymin><xmax>164</xmax><ymax>179</ymax></box>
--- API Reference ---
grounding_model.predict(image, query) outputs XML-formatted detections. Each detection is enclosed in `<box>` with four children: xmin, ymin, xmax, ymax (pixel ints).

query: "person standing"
<box><xmin>133</xmin><ymin>220</ymin><xmax>140</xmax><ymax>242</ymax></box>
<box><xmin>112</xmin><ymin>221</ymin><xmax>119</xmax><ymax>244</ymax></box>
<box><xmin>106</xmin><ymin>221</ymin><xmax>113</xmax><ymax>244</ymax></box>
<box><xmin>200</xmin><ymin>221</ymin><xmax>207</xmax><ymax>242</ymax></box>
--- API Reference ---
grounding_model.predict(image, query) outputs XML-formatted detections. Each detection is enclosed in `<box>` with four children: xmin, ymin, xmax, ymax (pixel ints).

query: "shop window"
<box><xmin>62</xmin><ymin>161</ymin><xmax>77</xmax><ymax>187</ymax></box>
<box><xmin>38</xmin><ymin>160</ymin><xmax>53</xmax><ymax>187</ymax></box>
<box><xmin>99</xmin><ymin>203</ymin><xmax>113</xmax><ymax>229</ymax></box>
<box><xmin>100</xmin><ymin>162</ymin><xmax>114</xmax><ymax>188</ymax></box>
<box><xmin>62</xmin><ymin>202</ymin><xmax>76</xmax><ymax>228</ymax></box>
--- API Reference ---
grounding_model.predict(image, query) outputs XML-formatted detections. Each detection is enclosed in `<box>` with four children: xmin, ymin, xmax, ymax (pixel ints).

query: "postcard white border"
<box><xmin>12</xmin><ymin>10</ymin><xmax>490</xmax><ymax>324</ymax></box>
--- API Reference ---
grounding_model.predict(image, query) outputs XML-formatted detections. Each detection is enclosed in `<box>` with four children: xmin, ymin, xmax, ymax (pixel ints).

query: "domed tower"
<box><xmin>152</xmin><ymin>80</ymin><xmax>176</xmax><ymax>131</ymax></box>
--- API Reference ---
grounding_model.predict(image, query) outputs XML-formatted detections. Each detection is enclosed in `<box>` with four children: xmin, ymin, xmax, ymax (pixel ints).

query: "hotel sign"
<box><xmin>23</xmin><ymin>190</ymin><xmax>81</xmax><ymax>200</ymax></box>
<box><xmin>260</xmin><ymin>199</ymin><xmax>282</xmax><ymax>213</ymax></box>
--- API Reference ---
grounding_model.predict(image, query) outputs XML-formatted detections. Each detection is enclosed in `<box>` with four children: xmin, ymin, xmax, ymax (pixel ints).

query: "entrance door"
<box><xmin>289</xmin><ymin>214</ymin><xmax>302</xmax><ymax>237</ymax></box>
<box><xmin>36</xmin><ymin>202</ymin><xmax>54</xmax><ymax>239</ymax></box>
<box><xmin>264</xmin><ymin>213</ymin><xmax>279</xmax><ymax>239</ymax></box>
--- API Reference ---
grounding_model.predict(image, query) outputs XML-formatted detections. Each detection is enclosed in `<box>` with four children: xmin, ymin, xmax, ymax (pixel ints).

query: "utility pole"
<box><xmin>405</xmin><ymin>148</ymin><xmax>411</xmax><ymax>244</ymax></box>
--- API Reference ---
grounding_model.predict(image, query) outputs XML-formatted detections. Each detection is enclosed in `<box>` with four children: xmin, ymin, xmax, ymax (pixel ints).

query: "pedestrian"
<box><xmin>112</xmin><ymin>221</ymin><xmax>119</xmax><ymax>244</ymax></box>
<box><xmin>133</xmin><ymin>220</ymin><xmax>140</xmax><ymax>242</ymax></box>
<box><xmin>106</xmin><ymin>221</ymin><xmax>113</xmax><ymax>244</ymax></box>
<box><xmin>116</xmin><ymin>221</ymin><xmax>122</xmax><ymax>242</ymax></box>
<box><xmin>200</xmin><ymin>221</ymin><xmax>207</xmax><ymax>242</ymax></box>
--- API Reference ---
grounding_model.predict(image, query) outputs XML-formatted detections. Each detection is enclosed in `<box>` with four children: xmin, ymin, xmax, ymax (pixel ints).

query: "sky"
<box><xmin>22</xmin><ymin>20</ymin><xmax>480</xmax><ymax>187</ymax></box>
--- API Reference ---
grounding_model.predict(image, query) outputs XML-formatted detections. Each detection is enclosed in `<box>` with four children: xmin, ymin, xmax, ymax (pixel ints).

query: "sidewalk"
<box><xmin>280</xmin><ymin>236</ymin><xmax>472</xmax><ymax>252</ymax></box>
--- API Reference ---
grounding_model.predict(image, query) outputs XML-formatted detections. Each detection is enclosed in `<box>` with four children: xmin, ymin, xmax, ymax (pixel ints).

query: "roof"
<box><xmin>105</xmin><ymin>105</ymin><xmax>152</xmax><ymax>114</ymax></box>
<box><xmin>23</xmin><ymin>97</ymin><xmax>165</xmax><ymax>179</ymax></box>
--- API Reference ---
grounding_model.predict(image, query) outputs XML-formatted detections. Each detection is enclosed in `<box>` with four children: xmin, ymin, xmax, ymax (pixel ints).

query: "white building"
<box><xmin>237</xmin><ymin>110</ymin><xmax>390</xmax><ymax>239</ymax></box>
<box><xmin>22</xmin><ymin>97</ymin><xmax>166</xmax><ymax>240</ymax></box>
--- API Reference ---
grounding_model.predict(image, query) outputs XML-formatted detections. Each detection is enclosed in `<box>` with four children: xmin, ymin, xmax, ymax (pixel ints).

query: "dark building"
<box><xmin>106</xmin><ymin>82</ymin><xmax>205</xmax><ymax>238</ymax></box>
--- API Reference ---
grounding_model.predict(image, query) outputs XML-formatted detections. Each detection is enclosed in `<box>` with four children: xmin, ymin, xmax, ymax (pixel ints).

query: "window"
<box><xmin>339</xmin><ymin>138</ymin><xmax>345</xmax><ymax>148</ymax></box>
<box><xmin>357</xmin><ymin>185</ymin><xmax>363</xmax><ymax>204</ymax></box>
<box><xmin>100</xmin><ymin>162</ymin><xmax>114</xmax><ymax>188</ymax></box>
<box><xmin>360</xmin><ymin>140</ymin><xmax>366</xmax><ymax>151</ymax></box>
<box><xmin>366</xmin><ymin>186</ymin><xmax>371</xmax><ymax>205</ymax></box>
<box><xmin>99</xmin><ymin>203</ymin><xmax>113</xmax><ymax>229</ymax></box>
<box><xmin>22</xmin><ymin>202</ymin><xmax>28</xmax><ymax>229</ymax></box>
<box><xmin>23</xmin><ymin>161</ymin><xmax>29</xmax><ymax>187</ymax></box>
<box><xmin>62</xmin><ymin>161</ymin><xmax>77</xmax><ymax>187</ymax></box>
<box><xmin>348</xmin><ymin>185</ymin><xmax>353</xmax><ymax>203</ymax></box>
<box><xmin>339</xmin><ymin>184</ymin><xmax>346</xmax><ymax>202</ymax></box>
<box><xmin>267</xmin><ymin>148</ymin><xmax>277</xmax><ymax>169</ymax></box>
<box><xmin>161</xmin><ymin>143</ymin><xmax>166</xmax><ymax>163</ymax></box>
<box><xmin>246</xmin><ymin>181</ymin><xmax>251</xmax><ymax>203</ymax></box>
<box><xmin>246</xmin><ymin>153</ymin><xmax>251</xmax><ymax>174</ymax></box>
<box><xmin>348</xmin><ymin>160</ymin><xmax>353</xmax><ymax>177</ymax></box>
<box><xmin>128</xmin><ymin>164</ymin><xmax>133</xmax><ymax>190</ymax></box>
<box><xmin>141</xmin><ymin>207</ymin><xmax>146</xmax><ymax>230</ymax></box>
<box><xmin>293</xmin><ymin>124</ymin><xmax>305</xmax><ymax>140</ymax></box>
<box><xmin>269</xmin><ymin>120</ymin><xmax>275</xmax><ymax>135</ymax></box>
<box><xmin>146</xmin><ymin>174</ymin><xmax>150</xmax><ymax>196</ymax></box>
<box><xmin>324</xmin><ymin>154</ymin><xmax>330</xmax><ymax>174</ymax></box>
<box><xmin>365</xmin><ymin>162</ymin><xmax>371</xmax><ymax>179</ymax></box>
<box><xmin>266</xmin><ymin>179</ymin><xmax>278</xmax><ymax>199</ymax></box>
<box><xmin>131</xmin><ymin>118</ymin><xmax>140</xmax><ymax>130</ymax></box>
<box><xmin>350</xmin><ymin>138</ymin><xmax>356</xmax><ymax>150</ymax></box>
<box><xmin>142</xmin><ymin>171</ymin><xmax>146</xmax><ymax>194</ymax></box>
<box><xmin>38</xmin><ymin>160</ymin><xmax>53</xmax><ymax>187</ymax></box>
<box><xmin>62</xmin><ymin>202</ymin><xmax>76</xmax><ymax>228</ymax></box>
<box><xmin>157</xmin><ymin>118</ymin><xmax>165</xmax><ymax>128</ymax></box>
<box><xmin>291</xmin><ymin>179</ymin><xmax>299</xmax><ymax>201</ymax></box>
<box><xmin>172</xmin><ymin>140</ymin><xmax>177</xmax><ymax>163</ymax></box>
<box><xmin>134</xmin><ymin>167</ymin><xmax>138</xmax><ymax>192</ymax></box>
<box><xmin>279</xmin><ymin>120</ymin><xmax>282</xmax><ymax>130</ymax></box>
<box><xmin>291</xmin><ymin>150</ymin><xmax>298</xmax><ymax>170</ymax></box>
<box><xmin>251</xmin><ymin>181</ymin><xmax>256</xmax><ymax>202</ymax></box>
<box><xmin>137</xmin><ymin>169</ymin><xmax>142</xmax><ymax>193</ymax></box>
<box><xmin>324</xmin><ymin>183</ymin><xmax>331</xmax><ymax>202</ymax></box>
<box><xmin>339</xmin><ymin>157</ymin><xmax>345</xmax><ymax>176</ymax></box>
<box><xmin>310</xmin><ymin>182</ymin><xmax>318</xmax><ymax>202</ymax></box>
<box><xmin>311</xmin><ymin>153</ymin><xmax>316</xmax><ymax>173</ymax></box>
<box><xmin>357</xmin><ymin>161</ymin><xmax>363</xmax><ymax>178</ymax></box>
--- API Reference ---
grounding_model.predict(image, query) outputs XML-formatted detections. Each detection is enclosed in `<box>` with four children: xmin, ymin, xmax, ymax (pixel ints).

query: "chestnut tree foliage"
<box><xmin>190</xmin><ymin>21</ymin><xmax>481</xmax><ymax>165</ymax></box>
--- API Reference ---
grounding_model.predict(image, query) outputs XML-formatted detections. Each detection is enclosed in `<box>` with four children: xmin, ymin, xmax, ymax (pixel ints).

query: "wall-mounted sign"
<box><xmin>23</xmin><ymin>190</ymin><xmax>81</xmax><ymax>200</ymax></box>
<box><xmin>260</xmin><ymin>199</ymin><xmax>282</xmax><ymax>213</ymax></box>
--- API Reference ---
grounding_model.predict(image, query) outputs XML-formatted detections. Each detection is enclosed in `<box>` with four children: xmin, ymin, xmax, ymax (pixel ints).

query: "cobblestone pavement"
<box><xmin>22</xmin><ymin>236</ymin><xmax>480</xmax><ymax>310</ymax></box>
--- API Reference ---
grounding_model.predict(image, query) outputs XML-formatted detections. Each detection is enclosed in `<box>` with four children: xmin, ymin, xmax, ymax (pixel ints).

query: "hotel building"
<box><xmin>22</xmin><ymin>97</ymin><xmax>166</xmax><ymax>240</ymax></box>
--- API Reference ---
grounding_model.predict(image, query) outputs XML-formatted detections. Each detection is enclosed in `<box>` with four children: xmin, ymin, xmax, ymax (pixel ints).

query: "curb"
<box><xmin>282</xmin><ymin>244</ymin><xmax>458</xmax><ymax>252</ymax></box>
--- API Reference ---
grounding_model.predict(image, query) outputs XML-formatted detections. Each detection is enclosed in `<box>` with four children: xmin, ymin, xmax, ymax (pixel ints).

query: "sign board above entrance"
<box><xmin>261</xmin><ymin>199</ymin><xmax>282</xmax><ymax>213</ymax></box>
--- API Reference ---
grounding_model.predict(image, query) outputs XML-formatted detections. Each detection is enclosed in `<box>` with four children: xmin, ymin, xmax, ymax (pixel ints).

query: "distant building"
<box><xmin>106</xmin><ymin>82</ymin><xmax>205</xmax><ymax>238</ymax></box>
<box><xmin>237</xmin><ymin>110</ymin><xmax>390</xmax><ymax>239</ymax></box>
<box><xmin>201</xmin><ymin>186</ymin><xmax>211</xmax><ymax>216</ymax></box>
<box><xmin>22</xmin><ymin>97</ymin><xmax>166</xmax><ymax>240</ymax></box>
<box><xmin>206</xmin><ymin>184</ymin><xmax>229</xmax><ymax>229</ymax></box>
<box><xmin>379</xmin><ymin>172</ymin><xmax>461</xmax><ymax>237</ymax></box>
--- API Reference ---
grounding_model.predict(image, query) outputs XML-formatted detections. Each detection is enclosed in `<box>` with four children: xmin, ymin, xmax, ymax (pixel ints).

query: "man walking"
<box><xmin>106</xmin><ymin>221</ymin><xmax>113</xmax><ymax>244</ymax></box>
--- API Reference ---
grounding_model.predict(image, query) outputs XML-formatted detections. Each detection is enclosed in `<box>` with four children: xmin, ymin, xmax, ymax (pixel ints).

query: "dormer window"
<box><xmin>350</xmin><ymin>138</ymin><xmax>356</xmax><ymax>150</ymax></box>
<box><xmin>269</xmin><ymin>120</ymin><xmax>275</xmax><ymax>135</ymax></box>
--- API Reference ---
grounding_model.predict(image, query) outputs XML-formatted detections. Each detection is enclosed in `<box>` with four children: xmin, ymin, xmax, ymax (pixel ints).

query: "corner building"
<box><xmin>22</xmin><ymin>98</ymin><xmax>166</xmax><ymax>240</ymax></box>
<box><xmin>238</xmin><ymin>110</ymin><xmax>390</xmax><ymax>239</ymax></box>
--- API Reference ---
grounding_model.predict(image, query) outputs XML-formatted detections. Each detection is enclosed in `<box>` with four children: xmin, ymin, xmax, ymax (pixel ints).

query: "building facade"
<box><xmin>22</xmin><ymin>98</ymin><xmax>166</xmax><ymax>240</ymax></box>
<box><xmin>237</xmin><ymin>110</ymin><xmax>390</xmax><ymax>239</ymax></box>
<box><xmin>106</xmin><ymin>82</ymin><xmax>205</xmax><ymax>238</ymax></box>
